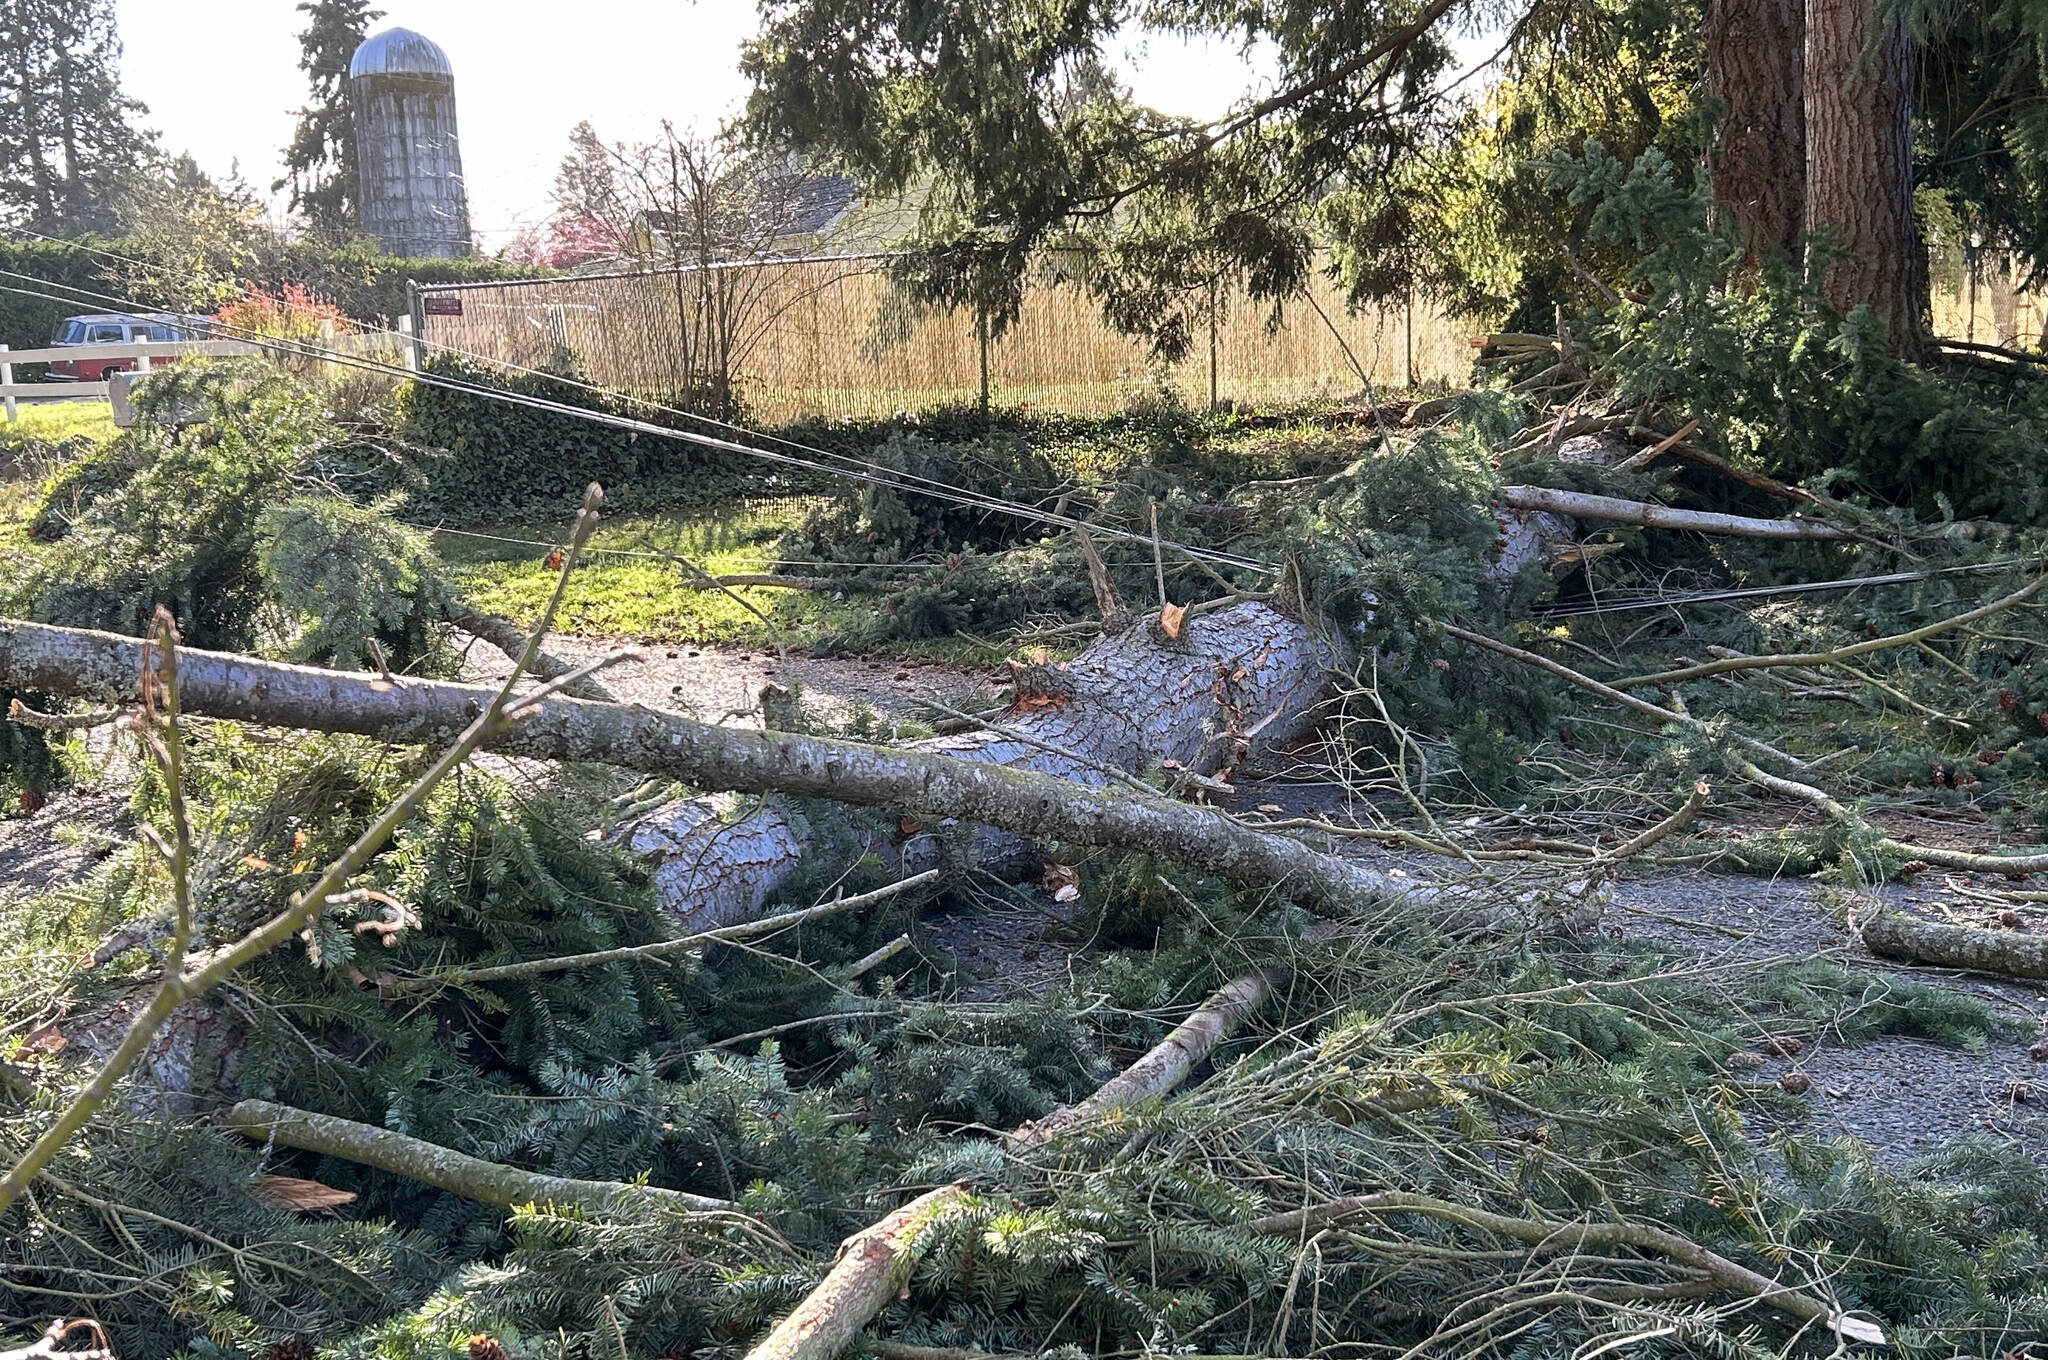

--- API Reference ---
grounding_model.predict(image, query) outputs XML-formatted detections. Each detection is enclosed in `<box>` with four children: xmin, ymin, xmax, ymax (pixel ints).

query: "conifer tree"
<box><xmin>0</xmin><ymin>0</ymin><xmax>154</xmax><ymax>235</ymax></box>
<box><xmin>276</xmin><ymin>0</ymin><xmax>384</xmax><ymax>237</ymax></box>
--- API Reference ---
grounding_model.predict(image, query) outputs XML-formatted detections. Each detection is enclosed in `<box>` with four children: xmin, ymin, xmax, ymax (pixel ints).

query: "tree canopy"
<box><xmin>0</xmin><ymin>0</ymin><xmax>155</xmax><ymax>235</ymax></box>
<box><xmin>741</xmin><ymin>0</ymin><xmax>2048</xmax><ymax>357</ymax></box>
<box><xmin>276</xmin><ymin>0</ymin><xmax>385</xmax><ymax>237</ymax></box>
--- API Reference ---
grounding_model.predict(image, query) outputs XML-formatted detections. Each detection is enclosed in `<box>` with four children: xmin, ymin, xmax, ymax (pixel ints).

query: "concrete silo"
<box><xmin>349</xmin><ymin>27</ymin><xmax>473</xmax><ymax>258</ymax></box>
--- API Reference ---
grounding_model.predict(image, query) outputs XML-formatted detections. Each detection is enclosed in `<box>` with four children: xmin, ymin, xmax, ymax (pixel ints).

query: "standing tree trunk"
<box><xmin>1706</xmin><ymin>0</ymin><xmax>1805</xmax><ymax>261</ymax></box>
<box><xmin>1803</xmin><ymin>0</ymin><xmax>1923</xmax><ymax>355</ymax></box>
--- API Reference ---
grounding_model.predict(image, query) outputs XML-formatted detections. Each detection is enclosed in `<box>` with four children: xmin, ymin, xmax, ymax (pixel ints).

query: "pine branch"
<box><xmin>394</xmin><ymin>868</ymin><xmax>941</xmax><ymax>989</ymax></box>
<box><xmin>0</xmin><ymin>487</ymin><xmax>608</xmax><ymax>1217</ymax></box>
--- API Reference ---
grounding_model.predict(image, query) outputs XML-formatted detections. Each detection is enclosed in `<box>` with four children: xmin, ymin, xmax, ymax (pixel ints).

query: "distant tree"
<box><xmin>0</xmin><ymin>0</ymin><xmax>154</xmax><ymax>236</ymax></box>
<box><xmin>116</xmin><ymin>155</ymin><xmax>275</xmax><ymax>313</ymax></box>
<box><xmin>537</xmin><ymin>121</ymin><xmax>635</xmax><ymax>268</ymax></box>
<box><xmin>276</xmin><ymin>0</ymin><xmax>384</xmax><ymax>237</ymax></box>
<box><xmin>533</xmin><ymin>119</ymin><xmax>829</xmax><ymax>413</ymax></box>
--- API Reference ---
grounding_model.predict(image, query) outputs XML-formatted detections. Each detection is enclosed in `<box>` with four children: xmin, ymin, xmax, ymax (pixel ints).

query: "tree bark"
<box><xmin>0</xmin><ymin>617</ymin><xmax>1553</xmax><ymax>928</ymax></box>
<box><xmin>1851</xmin><ymin>902</ymin><xmax>2048</xmax><ymax>979</ymax></box>
<box><xmin>1706</xmin><ymin>0</ymin><xmax>1805</xmax><ymax>260</ymax></box>
<box><xmin>222</xmin><ymin>1098</ymin><xmax>733</xmax><ymax>1214</ymax></box>
<box><xmin>625</xmin><ymin>602</ymin><xmax>1341</xmax><ymax>926</ymax></box>
<box><xmin>1498</xmin><ymin>485</ymin><xmax>1854</xmax><ymax>540</ymax></box>
<box><xmin>1804</xmin><ymin>0</ymin><xmax>1923</xmax><ymax>354</ymax></box>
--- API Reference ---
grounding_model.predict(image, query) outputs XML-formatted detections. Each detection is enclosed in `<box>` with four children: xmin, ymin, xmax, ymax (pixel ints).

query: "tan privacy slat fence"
<box><xmin>415</xmin><ymin>252</ymin><xmax>2027</xmax><ymax>425</ymax></box>
<box><xmin>416</xmin><ymin>254</ymin><xmax>1470</xmax><ymax>423</ymax></box>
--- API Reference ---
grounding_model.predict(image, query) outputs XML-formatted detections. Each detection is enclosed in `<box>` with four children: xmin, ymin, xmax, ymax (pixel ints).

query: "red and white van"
<box><xmin>44</xmin><ymin>313</ymin><xmax>204</xmax><ymax>382</ymax></box>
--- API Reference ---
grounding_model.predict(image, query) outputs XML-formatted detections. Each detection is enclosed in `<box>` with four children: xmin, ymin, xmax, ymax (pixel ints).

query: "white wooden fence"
<box><xmin>0</xmin><ymin>326</ymin><xmax>414</xmax><ymax>423</ymax></box>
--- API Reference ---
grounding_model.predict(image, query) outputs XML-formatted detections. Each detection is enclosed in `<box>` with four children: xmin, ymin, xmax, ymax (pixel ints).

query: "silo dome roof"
<box><xmin>350</xmin><ymin>27</ymin><xmax>453</xmax><ymax>79</ymax></box>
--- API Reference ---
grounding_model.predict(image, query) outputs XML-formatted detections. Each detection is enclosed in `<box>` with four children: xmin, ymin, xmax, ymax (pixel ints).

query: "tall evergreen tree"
<box><xmin>0</xmin><ymin>0</ymin><xmax>153</xmax><ymax>235</ymax></box>
<box><xmin>276</xmin><ymin>0</ymin><xmax>383</xmax><ymax>237</ymax></box>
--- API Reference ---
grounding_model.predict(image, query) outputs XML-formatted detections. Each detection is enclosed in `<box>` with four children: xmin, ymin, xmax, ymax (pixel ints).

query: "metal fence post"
<box><xmin>1</xmin><ymin>345</ymin><xmax>14</xmax><ymax>424</ymax></box>
<box><xmin>406</xmin><ymin>279</ymin><xmax>426</xmax><ymax>372</ymax></box>
<box><xmin>1207</xmin><ymin>281</ymin><xmax>1220</xmax><ymax>410</ymax></box>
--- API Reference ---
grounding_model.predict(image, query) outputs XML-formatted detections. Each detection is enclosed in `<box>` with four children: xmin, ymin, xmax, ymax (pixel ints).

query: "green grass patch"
<box><xmin>435</xmin><ymin>501</ymin><xmax>994</xmax><ymax>659</ymax></box>
<box><xmin>0</xmin><ymin>401</ymin><xmax>119</xmax><ymax>450</ymax></box>
<box><xmin>1</xmin><ymin>403</ymin><xmax>118</xmax><ymax>554</ymax></box>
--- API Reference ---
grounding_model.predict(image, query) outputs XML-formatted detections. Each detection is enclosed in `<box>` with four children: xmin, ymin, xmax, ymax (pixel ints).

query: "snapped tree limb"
<box><xmin>1498</xmin><ymin>485</ymin><xmax>1855</xmax><ymax>541</ymax></box>
<box><xmin>222</xmin><ymin>1099</ymin><xmax>733</xmax><ymax>1214</ymax></box>
<box><xmin>743</xmin><ymin>970</ymin><xmax>1276</xmax><ymax>1360</ymax></box>
<box><xmin>1850</xmin><ymin>900</ymin><xmax>2048</xmax><ymax>979</ymax></box>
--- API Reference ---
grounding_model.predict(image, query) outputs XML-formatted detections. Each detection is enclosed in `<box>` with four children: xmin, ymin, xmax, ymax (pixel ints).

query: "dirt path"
<box><xmin>456</xmin><ymin>631</ymin><xmax>1003</xmax><ymax>729</ymax></box>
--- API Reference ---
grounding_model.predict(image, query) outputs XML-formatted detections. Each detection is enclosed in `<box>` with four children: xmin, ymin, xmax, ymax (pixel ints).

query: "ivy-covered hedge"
<box><xmin>392</xmin><ymin>356</ymin><xmax>811</xmax><ymax>520</ymax></box>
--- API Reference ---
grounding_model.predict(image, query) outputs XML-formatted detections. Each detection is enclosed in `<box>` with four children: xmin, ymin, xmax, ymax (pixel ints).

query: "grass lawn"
<box><xmin>434</xmin><ymin>500</ymin><xmax>991</xmax><ymax>659</ymax></box>
<box><xmin>2</xmin><ymin>402</ymin><xmax>120</xmax><ymax>555</ymax></box>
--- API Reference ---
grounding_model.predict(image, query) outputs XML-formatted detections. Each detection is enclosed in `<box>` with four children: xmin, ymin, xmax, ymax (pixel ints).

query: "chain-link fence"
<box><xmin>414</xmin><ymin>253</ymin><xmax>1471</xmax><ymax>423</ymax></box>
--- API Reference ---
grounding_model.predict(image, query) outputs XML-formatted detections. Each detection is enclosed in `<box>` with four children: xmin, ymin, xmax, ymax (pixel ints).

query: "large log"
<box><xmin>627</xmin><ymin>602</ymin><xmax>1336</xmax><ymax>924</ymax></box>
<box><xmin>0</xmin><ymin>617</ymin><xmax>1528</xmax><ymax>927</ymax></box>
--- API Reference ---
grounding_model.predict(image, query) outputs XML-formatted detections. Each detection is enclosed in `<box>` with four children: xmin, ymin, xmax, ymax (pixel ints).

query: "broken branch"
<box><xmin>1498</xmin><ymin>485</ymin><xmax>1855</xmax><ymax>541</ymax></box>
<box><xmin>222</xmin><ymin>1099</ymin><xmax>733</xmax><ymax>1214</ymax></box>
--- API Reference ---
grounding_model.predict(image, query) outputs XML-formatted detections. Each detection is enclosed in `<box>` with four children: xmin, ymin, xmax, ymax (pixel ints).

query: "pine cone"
<box><xmin>470</xmin><ymin>1337</ymin><xmax>511</xmax><ymax>1360</ymax></box>
<box><xmin>266</xmin><ymin>1341</ymin><xmax>316</xmax><ymax>1360</ymax></box>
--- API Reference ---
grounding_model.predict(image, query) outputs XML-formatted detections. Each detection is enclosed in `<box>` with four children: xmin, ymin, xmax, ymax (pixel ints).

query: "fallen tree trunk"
<box><xmin>1</xmin><ymin>618</ymin><xmax>1550</xmax><ymax>929</ymax></box>
<box><xmin>222</xmin><ymin>1099</ymin><xmax>733</xmax><ymax>1214</ymax></box>
<box><xmin>1498</xmin><ymin>485</ymin><xmax>1855</xmax><ymax>541</ymax></box>
<box><xmin>627</xmin><ymin>601</ymin><xmax>1338</xmax><ymax>924</ymax></box>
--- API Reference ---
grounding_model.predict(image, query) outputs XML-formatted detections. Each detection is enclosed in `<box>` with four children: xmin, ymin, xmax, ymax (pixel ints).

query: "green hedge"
<box><xmin>392</xmin><ymin>356</ymin><xmax>819</xmax><ymax>520</ymax></box>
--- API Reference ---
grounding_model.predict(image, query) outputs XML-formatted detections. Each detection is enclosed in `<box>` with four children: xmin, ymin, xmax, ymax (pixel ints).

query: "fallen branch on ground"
<box><xmin>679</xmin><ymin>573</ymin><xmax>896</xmax><ymax>592</ymax></box>
<box><xmin>1498</xmin><ymin>485</ymin><xmax>1855</xmax><ymax>541</ymax></box>
<box><xmin>1451</xmin><ymin>619</ymin><xmax>2048</xmax><ymax>890</ymax></box>
<box><xmin>447</xmin><ymin>601</ymin><xmax>618</xmax><ymax>703</ymax></box>
<box><xmin>742</xmin><ymin>971</ymin><xmax>1276</xmax><ymax>1360</ymax></box>
<box><xmin>1850</xmin><ymin>901</ymin><xmax>2048</xmax><ymax>979</ymax></box>
<box><xmin>222</xmin><ymin>1099</ymin><xmax>734</xmax><ymax>1214</ymax></box>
